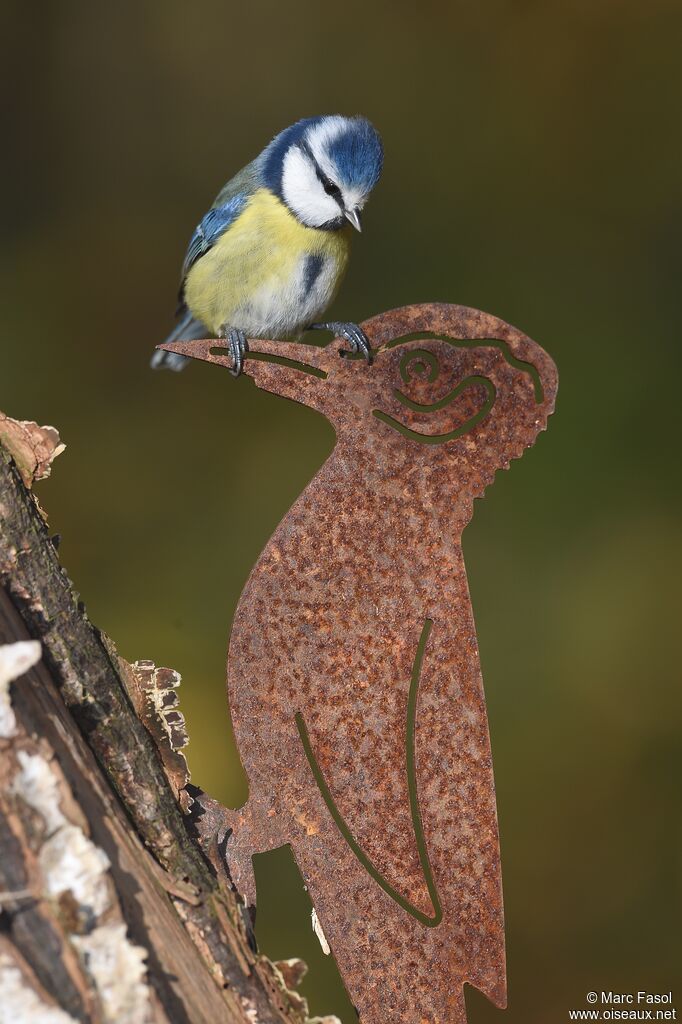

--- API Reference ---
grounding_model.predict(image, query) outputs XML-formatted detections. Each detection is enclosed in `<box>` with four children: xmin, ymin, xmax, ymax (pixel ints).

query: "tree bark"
<box><xmin>0</xmin><ymin>417</ymin><xmax>334</xmax><ymax>1024</ymax></box>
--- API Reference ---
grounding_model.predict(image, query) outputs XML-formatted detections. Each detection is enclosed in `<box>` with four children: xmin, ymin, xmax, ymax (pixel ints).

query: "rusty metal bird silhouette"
<box><xmin>158</xmin><ymin>303</ymin><xmax>558</xmax><ymax>1024</ymax></box>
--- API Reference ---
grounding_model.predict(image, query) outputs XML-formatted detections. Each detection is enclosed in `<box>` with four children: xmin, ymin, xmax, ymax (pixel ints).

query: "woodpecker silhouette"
<box><xmin>158</xmin><ymin>303</ymin><xmax>558</xmax><ymax>1024</ymax></box>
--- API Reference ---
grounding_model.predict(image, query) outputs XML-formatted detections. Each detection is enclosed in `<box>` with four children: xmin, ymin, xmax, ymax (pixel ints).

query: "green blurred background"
<box><xmin>2</xmin><ymin>1</ymin><xmax>680</xmax><ymax>1020</ymax></box>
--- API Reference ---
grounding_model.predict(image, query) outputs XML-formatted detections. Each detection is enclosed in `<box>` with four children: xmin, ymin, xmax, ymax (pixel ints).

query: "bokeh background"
<box><xmin>2</xmin><ymin>1</ymin><xmax>681</xmax><ymax>1020</ymax></box>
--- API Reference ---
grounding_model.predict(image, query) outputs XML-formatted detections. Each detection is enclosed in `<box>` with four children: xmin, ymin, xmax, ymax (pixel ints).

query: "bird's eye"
<box><xmin>322</xmin><ymin>176</ymin><xmax>341</xmax><ymax>198</ymax></box>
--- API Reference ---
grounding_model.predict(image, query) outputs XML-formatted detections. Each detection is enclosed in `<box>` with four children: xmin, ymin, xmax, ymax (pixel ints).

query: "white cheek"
<box><xmin>281</xmin><ymin>148</ymin><xmax>340</xmax><ymax>227</ymax></box>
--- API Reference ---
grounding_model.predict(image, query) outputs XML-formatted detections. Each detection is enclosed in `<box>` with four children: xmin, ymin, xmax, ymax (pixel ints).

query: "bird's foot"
<box><xmin>309</xmin><ymin>321</ymin><xmax>373</xmax><ymax>364</ymax></box>
<box><xmin>219</xmin><ymin>326</ymin><xmax>249</xmax><ymax>377</ymax></box>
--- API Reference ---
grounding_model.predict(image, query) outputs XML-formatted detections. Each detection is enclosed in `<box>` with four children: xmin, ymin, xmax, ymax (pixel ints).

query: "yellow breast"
<box><xmin>184</xmin><ymin>189</ymin><xmax>351</xmax><ymax>338</ymax></box>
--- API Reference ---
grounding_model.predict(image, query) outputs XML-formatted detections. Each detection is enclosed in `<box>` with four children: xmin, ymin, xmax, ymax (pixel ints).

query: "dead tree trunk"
<box><xmin>0</xmin><ymin>414</ymin><xmax>334</xmax><ymax>1024</ymax></box>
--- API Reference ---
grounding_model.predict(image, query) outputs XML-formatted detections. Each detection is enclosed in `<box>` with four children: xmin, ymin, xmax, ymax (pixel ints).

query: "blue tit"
<box><xmin>152</xmin><ymin>114</ymin><xmax>384</xmax><ymax>375</ymax></box>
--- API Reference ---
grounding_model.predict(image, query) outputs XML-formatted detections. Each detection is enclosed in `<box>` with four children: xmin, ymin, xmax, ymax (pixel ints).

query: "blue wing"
<box><xmin>181</xmin><ymin>194</ymin><xmax>248</xmax><ymax>280</ymax></box>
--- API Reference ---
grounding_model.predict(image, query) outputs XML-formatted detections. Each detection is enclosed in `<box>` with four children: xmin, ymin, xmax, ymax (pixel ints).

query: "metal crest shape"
<box><xmin>158</xmin><ymin>304</ymin><xmax>558</xmax><ymax>1024</ymax></box>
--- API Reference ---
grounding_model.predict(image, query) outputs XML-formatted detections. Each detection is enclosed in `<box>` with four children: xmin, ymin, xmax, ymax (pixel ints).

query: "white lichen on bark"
<box><xmin>0</xmin><ymin>953</ymin><xmax>78</xmax><ymax>1024</ymax></box>
<box><xmin>7</xmin><ymin>736</ymin><xmax>152</xmax><ymax>1021</ymax></box>
<box><xmin>0</xmin><ymin>640</ymin><xmax>41</xmax><ymax>738</ymax></box>
<box><xmin>13</xmin><ymin>747</ymin><xmax>112</xmax><ymax>916</ymax></box>
<box><xmin>72</xmin><ymin>924</ymin><xmax>150</xmax><ymax>1024</ymax></box>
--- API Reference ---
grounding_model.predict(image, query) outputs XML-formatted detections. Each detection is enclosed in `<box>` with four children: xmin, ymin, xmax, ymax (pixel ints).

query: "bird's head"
<box><xmin>262</xmin><ymin>115</ymin><xmax>384</xmax><ymax>231</ymax></box>
<box><xmin>156</xmin><ymin>306</ymin><xmax>557</xmax><ymax>508</ymax></box>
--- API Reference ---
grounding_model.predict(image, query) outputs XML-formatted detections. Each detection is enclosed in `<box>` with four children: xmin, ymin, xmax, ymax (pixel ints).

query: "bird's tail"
<box><xmin>151</xmin><ymin>309</ymin><xmax>209</xmax><ymax>371</ymax></box>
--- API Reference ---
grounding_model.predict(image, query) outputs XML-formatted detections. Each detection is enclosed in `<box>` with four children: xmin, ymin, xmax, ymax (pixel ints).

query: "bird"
<box><xmin>152</xmin><ymin>115</ymin><xmax>384</xmax><ymax>376</ymax></box>
<box><xmin>159</xmin><ymin>304</ymin><xmax>559</xmax><ymax>1024</ymax></box>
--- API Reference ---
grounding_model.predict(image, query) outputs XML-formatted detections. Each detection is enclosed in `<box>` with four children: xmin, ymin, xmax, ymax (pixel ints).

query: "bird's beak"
<box><xmin>344</xmin><ymin>207</ymin><xmax>362</xmax><ymax>232</ymax></box>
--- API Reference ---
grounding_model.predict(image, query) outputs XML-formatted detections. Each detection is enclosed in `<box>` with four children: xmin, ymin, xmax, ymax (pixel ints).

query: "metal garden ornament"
<box><xmin>158</xmin><ymin>302</ymin><xmax>558</xmax><ymax>1024</ymax></box>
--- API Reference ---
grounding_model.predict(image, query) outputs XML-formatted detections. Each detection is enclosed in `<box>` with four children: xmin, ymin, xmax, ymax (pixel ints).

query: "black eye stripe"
<box><xmin>299</xmin><ymin>140</ymin><xmax>344</xmax><ymax>205</ymax></box>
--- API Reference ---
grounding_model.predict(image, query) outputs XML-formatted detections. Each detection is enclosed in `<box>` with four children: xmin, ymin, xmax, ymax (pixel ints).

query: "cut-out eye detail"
<box><xmin>400</xmin><ymin>350</ymin><xmax>439</xmax><ymax>384</ymax></box>
<box><xmin>322</xmin><ymin>176</ymin><xmax>342</xmax><ymax>198</ymax></box>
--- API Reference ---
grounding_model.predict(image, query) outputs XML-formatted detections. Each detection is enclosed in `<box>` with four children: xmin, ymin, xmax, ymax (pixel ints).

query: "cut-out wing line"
<box><xmin>296</xmin><ymin>619</ymin><xmax>442</xmax><ymax>928</ymax></box>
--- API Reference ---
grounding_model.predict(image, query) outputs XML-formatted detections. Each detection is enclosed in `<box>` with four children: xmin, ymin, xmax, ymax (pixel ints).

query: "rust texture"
<box><xmin>159</xmin><ymin>303</ymin><xmax>558</xmax><ymax>1024</ymax></box>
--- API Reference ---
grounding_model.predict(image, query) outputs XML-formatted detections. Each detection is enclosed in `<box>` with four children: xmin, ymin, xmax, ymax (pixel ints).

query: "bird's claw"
<box><xmin>219</xmin><ymin>326</ymin><xmax>249</xmax><ymax>377</ymax></box>
<box><xmin>310</xmin><ymin>322</ymin><xmax>373</xmax><ymax>364</ymax></box>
